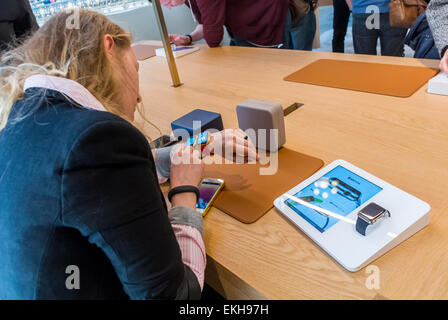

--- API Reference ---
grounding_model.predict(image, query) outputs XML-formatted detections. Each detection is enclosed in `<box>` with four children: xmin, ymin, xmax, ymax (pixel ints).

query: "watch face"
<box><xmin>197</xmin><ymin>132</ymin><xmax>208</xmax><ymax>145</ymax></box>
<box><xmin>359</xmin><ymin>203</ymin><xmax>387</xmax><ymax>222</ymax></box>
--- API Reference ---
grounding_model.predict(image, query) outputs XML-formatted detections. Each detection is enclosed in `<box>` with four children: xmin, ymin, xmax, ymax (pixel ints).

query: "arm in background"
<box><xmin>169</xmin><ymin>24</ymin><xmax>204</xmax><ymax>46</ymax></box>
<box><xmin>426</xmin><ymin>0</ymin><xmax>448</xmax><ymax>73</ymax></box>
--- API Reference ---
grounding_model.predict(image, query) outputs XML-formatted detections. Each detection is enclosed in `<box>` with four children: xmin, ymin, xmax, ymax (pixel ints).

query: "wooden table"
<box><xmin>136</xmin><ymin>44</ymin><xmax>448</xmax><ymax>299</ymax></box>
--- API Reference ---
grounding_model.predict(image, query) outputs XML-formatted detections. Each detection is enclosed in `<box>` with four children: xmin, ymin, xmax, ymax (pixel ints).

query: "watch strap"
<box><xmin>356</xmin><ymin>217</ymin><xmax>369</xmax><ymax>236</ymax></box>
<box><xmin>168</xmin><ymin>185</ymin><xmax>200</xmax><ymax>203</ymax></box>
<box><xmin>185</xmin><ymin>34</ymin><xmax>193</xmax><ymax>45</ymax></box>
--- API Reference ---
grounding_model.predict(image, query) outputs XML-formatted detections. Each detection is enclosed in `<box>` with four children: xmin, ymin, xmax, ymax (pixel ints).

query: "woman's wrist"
<box><xmin>171</xmin><ymin>192</ymin><xmax>197</xmax><ymax>209</ymax></box>
<box><xmin>168</xmin><ymin>185</ymin><xmax>200</xmax><ymax>209</ymax></box>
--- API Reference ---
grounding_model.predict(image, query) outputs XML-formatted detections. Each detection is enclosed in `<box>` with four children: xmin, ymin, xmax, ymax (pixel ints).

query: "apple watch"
<box><xmin>356</xmin><ymin>202</ymin><xmax>390</xmax><ymax>236</ymax></box>
<box><xmin>185</xmin><ymin>132</ymin><xmax>212</xmax><ymax>153</ymax></box>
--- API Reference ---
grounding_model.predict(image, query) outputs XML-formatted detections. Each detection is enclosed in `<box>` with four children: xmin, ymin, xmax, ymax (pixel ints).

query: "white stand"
<box><xmin>428</xmin><ymin>72</ymin><xmax>448</xmax><ymax>96</ymax></box>
<box><xmin>274</xmin><ymin>160</ymin><xmax>431</xmax><ymax>272</ymax></box>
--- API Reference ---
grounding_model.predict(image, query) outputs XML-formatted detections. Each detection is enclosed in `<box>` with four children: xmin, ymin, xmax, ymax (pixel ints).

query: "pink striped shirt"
<box><xmin>24</xmin><ymin>74</ymin><xmax>207</xmax><ymax>291</ymax></box>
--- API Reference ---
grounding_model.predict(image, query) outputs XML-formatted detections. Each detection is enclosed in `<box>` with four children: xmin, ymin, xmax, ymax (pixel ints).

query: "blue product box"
<box><xmin>171</xmin><ymin>109</ymin><xmax>224</xmax><ymax>139</ymax></box>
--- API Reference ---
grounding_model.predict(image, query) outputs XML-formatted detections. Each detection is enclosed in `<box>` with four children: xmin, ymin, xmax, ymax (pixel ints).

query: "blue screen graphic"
<box><xmin>285</xmin><ymin>166</ymin><xmax>382</xmax><ymax>233</ymax></box>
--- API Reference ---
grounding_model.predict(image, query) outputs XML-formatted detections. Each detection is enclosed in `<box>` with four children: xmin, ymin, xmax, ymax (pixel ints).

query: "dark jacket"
<box><xmin>0</xmin><ymin>88</ymin><xmax>201</xmax><ymax>299</ymax></box>
<box><xmin>404</xmin><ymin>13</ymin><xmax>440</xmax><ymax>59</ymax></box>
<box><xmin>427</xmin><ymin>0</ymin><xmax>448</xmax><ymax>56</ymax></box>
<box><xmin>0</xmin><ymin>0</ymin><xmax>38</xmax><ymax>51</ymax></box>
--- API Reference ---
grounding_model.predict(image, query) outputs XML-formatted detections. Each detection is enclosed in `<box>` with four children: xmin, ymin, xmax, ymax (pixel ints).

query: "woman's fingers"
<box><xmin>219</xmin><ymin>130</ymin><xmax>259</xmax><ymax>162</ymax></box>
<box><xmin>205</xmin><ymin>129</ymin><xmax>260</xmax><ymax>163</ymax></box>
<box><xmin>192</xmin><ymin>148</ymin><xmax>202</xmax><ymax>163</ymax></box>
<box><xmin>233</xmin><ymin>136</ymin><xmax>258</xmax><ymax>162</ymax></box>
<box><xmin>441</xmin><ymin>59</ymin><xmax>448</xmax><ymax>74</ymax></box>
<box><xmin>244</xmin><ymin>135</ymin><xmax>257</xmax><ymax>155</ymax></box>
<box><xmin>440</xmin><ymin>52</ymin><xmax>448</xmax><ymax>73</ymax></box>
<box><xmin>168</xmin><ymin>34</ymin><xmax>177</xmax><ymax>42</ymax></box>
<box><xmin>232</xmin><ymin>128</ymin><xmax>247</xmax><ymax>139</ymax></box>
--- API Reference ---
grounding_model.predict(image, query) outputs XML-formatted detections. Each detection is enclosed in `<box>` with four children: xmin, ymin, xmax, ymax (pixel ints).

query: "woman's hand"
<box><xmin>169</xmin><ymin>34</ymin><xmax>191</xmax><ymax>46</ymax></box>
<box><xmin>170</xmin><ymin>144</ymin><xmax>204</xmax><ymax>209</ymax></box>
<box><xmin>160</xmin><ymin>0</ymin><xmax>186</xmax><ymax>9</ymax></box>
<box><xmin>204</xmin><ymin>129</ymin><xmax>259</xmax><ymax>163</ymax></box>
<box><xmin>440</xmin><ymin>49</ymin><xmax>448</xmax><ymax>74</ymax></box>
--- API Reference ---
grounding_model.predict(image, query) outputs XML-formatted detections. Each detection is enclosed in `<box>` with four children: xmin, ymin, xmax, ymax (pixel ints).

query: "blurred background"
<box><xmin>29</xmin><ymin>0</ymin><xmax>413</xmax><ymax>55</ymax></box>
<box><xmin>29</xmin><ymin>0</ymin><xmax>222</xmax><ymax>44</ymax></box>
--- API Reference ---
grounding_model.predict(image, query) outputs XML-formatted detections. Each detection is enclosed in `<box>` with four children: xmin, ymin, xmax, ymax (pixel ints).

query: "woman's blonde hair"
<box><xmin>0</xmin><ymin>9</ymin><xmax>152</xmax><ymax>133</ymax></box>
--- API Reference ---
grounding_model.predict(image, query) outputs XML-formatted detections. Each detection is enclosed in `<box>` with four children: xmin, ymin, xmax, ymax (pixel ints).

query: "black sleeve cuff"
<box><xmin>175</xmin><ymin>265</ymin><xmax>202</xmax><ymax>299</ymax></box>
<box><xmin>441</xmin><ymin>45</ymin><xmax>448</xmax><ymax>58</ymax></box>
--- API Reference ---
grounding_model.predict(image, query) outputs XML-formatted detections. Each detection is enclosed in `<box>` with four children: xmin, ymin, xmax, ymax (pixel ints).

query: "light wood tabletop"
<box><xmin>135</xmin><ymin>43</ymin><xmax>448</xmax><ymax>299</ymax></box>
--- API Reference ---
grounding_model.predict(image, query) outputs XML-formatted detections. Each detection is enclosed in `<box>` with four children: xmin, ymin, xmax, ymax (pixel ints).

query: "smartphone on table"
<box><xmin>196</xmin><ymin>178</ymin><xmax>225</xmax><ymax>216</ymax></box>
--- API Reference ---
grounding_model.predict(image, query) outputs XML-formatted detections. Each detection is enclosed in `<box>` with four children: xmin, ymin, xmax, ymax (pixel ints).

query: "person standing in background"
<box><xmin>332</xmin><ymin>0</ymin><xmax>352</xmax><ymax>52</ymax></box>
<box><xmin>403</xmin><ymin>0</ymin><xmax>437</xmax><ymax>60</ymax></box>
<box><xmin>426</xmin><ymin>0</ymin><xmax>448</xmax><ymax>73</ymax></box>
<box><xmin>351</xmin><ymin>0</ymin><xmax>407</xmax><ymax>56</ymax></box>
<box><xmin>0</xmin><ymin>0</ymin><xmax>39</xmax><ymax>52</ymax></box>
<box><xmin>161</xmin><ymin>0</ymin><xmax>318</xmax><ymax>51</ymax></box>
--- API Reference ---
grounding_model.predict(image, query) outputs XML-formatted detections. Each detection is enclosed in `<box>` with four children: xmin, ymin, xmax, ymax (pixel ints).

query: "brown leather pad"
<box><xmin>132</xmin><ymin>44</ymin><xmax>161</xmax><ymax>61</ymax></box>
<box><xmin>203</xmin><ymin>148</ymin><xmax>324</xmax><ymax>223</ymax></box>
<box><xmin>284</xmin><ymin>59</ymin><xmax>438</xmax><ymax>98</ymax></box>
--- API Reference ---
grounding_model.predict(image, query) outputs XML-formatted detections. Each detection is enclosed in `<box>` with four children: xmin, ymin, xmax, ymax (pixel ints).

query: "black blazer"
<box><xmin>0</xmin><ymin>0</ymin><xmax>38</xmax><ymax>51</ymax></box>
<box><xmin>0</xmin><ymin>88</ymin><xmax>201</xmax><ymax>299</ymax></box>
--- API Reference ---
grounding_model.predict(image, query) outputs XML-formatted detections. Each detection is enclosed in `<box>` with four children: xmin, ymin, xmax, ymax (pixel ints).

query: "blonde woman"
<box><xmin>0</xmin><ymin>10</ymin><xmax>256</xmax><ymax>299</ymax></box>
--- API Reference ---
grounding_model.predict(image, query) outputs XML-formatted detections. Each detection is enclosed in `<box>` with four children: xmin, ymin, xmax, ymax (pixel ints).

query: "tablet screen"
<box><xmin>285</xmin><ymin>165</ymin><xmax>382</xmax><ymax>233</ymax></box>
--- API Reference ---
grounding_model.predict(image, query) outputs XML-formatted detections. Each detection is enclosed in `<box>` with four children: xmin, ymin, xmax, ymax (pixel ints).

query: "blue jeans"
<box><xmin>352</xmin><ymin>12</ymin><xmax>407</xmax><ymax>57</ymax></box>
<box><xmin>230</xmin><ymin>10</ymin><xmax>317</xmax><ymax>51</ymax></box>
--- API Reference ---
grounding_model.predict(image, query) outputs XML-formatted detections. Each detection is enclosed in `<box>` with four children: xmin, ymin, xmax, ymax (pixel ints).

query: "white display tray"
<box><xmin>274</xmin><ymin>159</ymin><xmax>430</xmax><ymax>272</ymax></box>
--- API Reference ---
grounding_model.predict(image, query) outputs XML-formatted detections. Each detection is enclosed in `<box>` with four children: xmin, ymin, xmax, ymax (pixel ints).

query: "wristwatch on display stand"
<box><xmin>356</xmin><ymin>202</ymin><xmax>391</xmax><ymax>236</ymax></box>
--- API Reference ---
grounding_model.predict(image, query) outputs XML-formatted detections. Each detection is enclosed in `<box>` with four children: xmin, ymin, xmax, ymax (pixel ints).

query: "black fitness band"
<box><xmin>185</xmin><ymin>34</ymin><xmax>193</xmax><ymax>45</ymax></box>
<box><xmin>168</xmin><ymin>185</ymin><xmax>200</xmax><ymax>203</ymax></box>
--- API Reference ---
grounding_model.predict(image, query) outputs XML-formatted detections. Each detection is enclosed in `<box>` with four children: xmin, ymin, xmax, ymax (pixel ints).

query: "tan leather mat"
<box><xmin>132</xmin><ymin>44</ymin><xmax>161</xmax><ymax>61</ymax></box>
<box><xmin>203</xmin><ymin>148</ymin><xmax>324</xmax><ymax>223</ymax></box>
<box><xmin>284</xmin><ymin>59</ymin><xmax>439</xmax><ymax>98</ymax></box>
